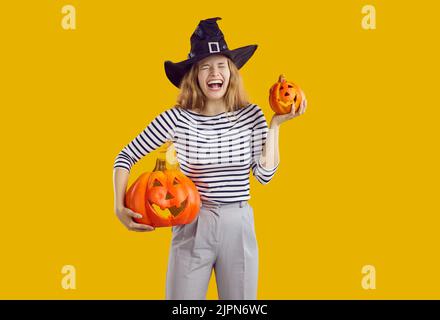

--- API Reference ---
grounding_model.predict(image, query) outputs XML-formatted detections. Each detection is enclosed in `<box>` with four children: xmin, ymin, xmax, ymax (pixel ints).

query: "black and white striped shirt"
<box><xmin>114</xmin><ymin>103</ymin><xmax>279</xmax><ymax>203</ymax></box>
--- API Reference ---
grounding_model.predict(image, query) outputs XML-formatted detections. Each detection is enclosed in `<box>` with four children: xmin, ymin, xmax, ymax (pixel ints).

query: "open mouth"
<box><xmin>149</xmin><ymin>198</ymin><xmax>188</xmax><ymax>218</ymax></box>
<box><xmin>207</xmin><ymin>79</ymin><xmax>223</xmax><ymax>91</ymax></box>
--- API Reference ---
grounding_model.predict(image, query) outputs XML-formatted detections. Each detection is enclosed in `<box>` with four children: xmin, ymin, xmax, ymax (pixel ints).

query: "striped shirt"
<box><xmin>114</xmin><ymin>103</ymin><xmax>279</xmax><ymax>203</ymax></box>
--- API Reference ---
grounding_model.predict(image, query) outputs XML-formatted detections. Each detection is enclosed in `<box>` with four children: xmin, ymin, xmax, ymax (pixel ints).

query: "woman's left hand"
<box><xmin>270</xmin><ymin>90</ymin><xmax>307</xmax><ymax>127</ymax></box>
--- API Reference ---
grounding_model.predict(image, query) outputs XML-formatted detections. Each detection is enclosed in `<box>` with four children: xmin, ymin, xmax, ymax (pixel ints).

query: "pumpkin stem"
<box><xmin>152</xmin><ymin>141</ymin><xmax>179</xmax><ymax>172</ymax></box>
<box><xmin>278</xmin><ymin>74</ymin><xmax>286</xmax><ymax>83</ymax></box>
<box><xmin>153</xmin><ymin>158</ymin><xmax>167</xmax><ymax>172</ymax></box>
<box><xmin>153</xmin><ymin>144</ymin><xmax>168</xmax><ymax>172</ymax></box>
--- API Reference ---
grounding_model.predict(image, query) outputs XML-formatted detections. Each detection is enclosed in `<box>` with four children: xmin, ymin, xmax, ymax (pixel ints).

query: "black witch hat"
<box><xmin>164</xmin><ymin>17</ymin><xmax>258</xmax><ymax>88</ymax></box>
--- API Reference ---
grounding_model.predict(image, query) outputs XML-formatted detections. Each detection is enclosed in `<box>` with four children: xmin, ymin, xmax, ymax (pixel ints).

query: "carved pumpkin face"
<box><xmin>269</xmin><ymin>74</ymin><xmax>303</xmax><ymax>115</ymax></box>
<box><xmin>125</xmin><ymin>168</ymin><xmax>200</xmax><ymax>228</ymax></box>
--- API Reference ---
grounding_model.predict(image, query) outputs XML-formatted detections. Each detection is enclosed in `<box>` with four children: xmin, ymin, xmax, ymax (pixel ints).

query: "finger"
<box><xmin>129</xmin><ymin>227</ymin><xmax>150</xmax><ymax>232</ymax></box>
<box><xmin>126</xmin><ymin>209</ymin><xmax>143</xmax><ymax>219</ymax></box>
<box><xmin>298</xmin><ymin>101</ymin><xmax>304</xmax><ymax>114</ymax></box>
<box><xmin>290</xmin><ymin>104</ymin><xmax>296</xmax><ymax>117</ymax></box>
<box><xmin>130</xmin><ymin>227</ymin><xmax>152</xmax><ymax>232</ymax></box>
<box><xmin>300</xmin><ymin>100</ymin><xmax>306</xmax><ymax>114</ymax></box>
<box><xmin>130</xmin><ymin>221</ymin><xmax>155</xmax><ymax>231</ymax></box>
<box><xmin>294</xmin><ymin>105</ymin><xmax>300</xmax><ymax>117</ymax></box>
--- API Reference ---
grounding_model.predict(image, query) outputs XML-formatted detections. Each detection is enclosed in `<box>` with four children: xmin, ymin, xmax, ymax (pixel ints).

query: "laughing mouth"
<box><xmin>207</xmin><ymin>79</ymin><xmax>223</xmax><ymax>90</ymax></box>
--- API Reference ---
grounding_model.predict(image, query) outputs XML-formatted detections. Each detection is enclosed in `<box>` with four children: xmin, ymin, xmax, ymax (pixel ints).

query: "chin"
<box><xmin>208</xmin><ymin>95</ymin><xmax>225</xmax><ymax>100</ymax></box>
<box><xmin>205</xmin><ymin>91</ymin><xmax>226</xmax><ymax>100</ymax></box>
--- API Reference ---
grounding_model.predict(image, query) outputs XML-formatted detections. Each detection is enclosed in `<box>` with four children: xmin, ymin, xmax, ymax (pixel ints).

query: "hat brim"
<box><xmin>164</xmin><ymin>44</ymin><xmax>258</xmax><ymax>88</ymax></box>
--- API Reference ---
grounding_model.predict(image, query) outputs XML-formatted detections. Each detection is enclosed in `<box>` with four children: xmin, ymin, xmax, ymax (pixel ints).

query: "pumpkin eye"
<box><xmin>153</xmin><ymin>179</ymin><xmax>163</xmax><ymax>187</ymax></box>
<box><xmin>173</xmin><ymin>178</ymin><xmax>180</xmax><ymax>185</ymax></box>
<box><xmin>288</xmin><ymin>85</ymin><xmax>293</xmax><ymax>88</ymax></box>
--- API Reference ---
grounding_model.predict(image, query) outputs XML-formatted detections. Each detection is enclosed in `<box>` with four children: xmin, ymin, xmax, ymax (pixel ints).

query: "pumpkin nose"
<box><xmin>165</xmin><ymin>192</ymin><xmax>174</xmax><ymax>200</ymax></box>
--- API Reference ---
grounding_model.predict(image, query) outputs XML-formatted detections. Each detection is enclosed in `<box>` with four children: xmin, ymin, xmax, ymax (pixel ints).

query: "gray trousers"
<box><xmin>165</xmin><ymin>200</ymin><xmax>259</xmax><ymax>300</ymax></box>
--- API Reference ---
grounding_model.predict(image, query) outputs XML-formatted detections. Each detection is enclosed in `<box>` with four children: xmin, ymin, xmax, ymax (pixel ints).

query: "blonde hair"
<box><xmin>176</xmin><ymin>56</ymin><xmax>250</xmax><ymax>114</ymax></box>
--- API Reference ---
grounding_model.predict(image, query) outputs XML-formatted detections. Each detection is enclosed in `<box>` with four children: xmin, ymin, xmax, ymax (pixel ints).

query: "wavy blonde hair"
<box><xmin>176</xmin><ymin>56</ymin><xmax>250</xmax><ymax>114</ymax></box>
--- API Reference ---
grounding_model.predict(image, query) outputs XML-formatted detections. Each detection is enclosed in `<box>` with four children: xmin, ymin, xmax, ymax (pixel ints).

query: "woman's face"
<box><xmin>197</xmin><ymin>54</ymin><xmax>231</xmax><ymax>101</ymax></box>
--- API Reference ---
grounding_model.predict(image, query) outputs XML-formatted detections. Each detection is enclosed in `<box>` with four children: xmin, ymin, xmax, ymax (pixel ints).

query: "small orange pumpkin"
<box><xmin>125</xmin><ymin>143</ymin><xmax>200</xmax><ymax>228</ymax></box>
<box><xmin>269</xmin><ymin>74</ymin><xmax>303</xmax><ymax>115</ymax></box>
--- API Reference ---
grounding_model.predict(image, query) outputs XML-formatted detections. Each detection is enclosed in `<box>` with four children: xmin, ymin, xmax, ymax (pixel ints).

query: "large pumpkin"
<box><xmin>269</xmin><ymin>74</ymin><xmax>303</xmax><ymax>115</ymax></box>
<box><xmin>125</xmin><ymin>143</ymin><xmax>200</xmax><ymax>228</ymax></box>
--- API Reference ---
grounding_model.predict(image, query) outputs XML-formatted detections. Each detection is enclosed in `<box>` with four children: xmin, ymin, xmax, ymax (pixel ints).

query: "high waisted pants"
<box><xmin>165</xmin><ymin>200</ymin><xmax>259</xmax><ymax>300</ymax></box>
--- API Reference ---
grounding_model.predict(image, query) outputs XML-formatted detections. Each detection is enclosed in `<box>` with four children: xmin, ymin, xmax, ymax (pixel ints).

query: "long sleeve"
<box><xmin>250</xmin><ymin>105</ymin><xmax>279</xmax><ymax>185</ymax></box>
<box><xmin>113</xmin><ymin>107</ymin><xmax>180</xmax><ymax>173</ymax></box>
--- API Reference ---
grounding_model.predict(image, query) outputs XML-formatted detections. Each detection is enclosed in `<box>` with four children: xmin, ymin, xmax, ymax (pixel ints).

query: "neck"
<box><xmin>200</xmin><ymin>99</ymin><xmax>227</xmax><ymax>116</ymax></box>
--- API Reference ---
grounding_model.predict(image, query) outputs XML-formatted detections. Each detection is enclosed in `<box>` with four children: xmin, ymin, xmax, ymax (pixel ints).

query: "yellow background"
<box><xmin>1</xmin><ymin>0</ymin><xmax>439</xmax><ymax>299</ymax></box>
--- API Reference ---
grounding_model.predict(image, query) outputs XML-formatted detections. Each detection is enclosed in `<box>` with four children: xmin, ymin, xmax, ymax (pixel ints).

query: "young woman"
<box><xmin>113</xmin><ymin>17</ymin><xmax>307</xmax><ymax>300</ymax></box>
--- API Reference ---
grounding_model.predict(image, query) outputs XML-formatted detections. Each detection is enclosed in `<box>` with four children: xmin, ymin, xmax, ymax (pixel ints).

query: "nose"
<box><xmin>166</xmin><ymin>192</ymin><xmax>174</xmax><ymax>200</ymax></box>
<box><xmin>209</xmin><ymin>65</ymin><xmax>221</xmax><ymax>75</ymax></box>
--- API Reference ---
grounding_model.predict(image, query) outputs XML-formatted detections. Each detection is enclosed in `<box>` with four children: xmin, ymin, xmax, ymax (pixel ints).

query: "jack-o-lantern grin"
<box><xmin>149</xmin><ymin>197</ymin><xmax>189</xmax><ymax>218</ymax></box>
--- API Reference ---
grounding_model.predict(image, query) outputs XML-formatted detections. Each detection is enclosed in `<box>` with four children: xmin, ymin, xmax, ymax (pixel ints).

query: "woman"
<box><xmin>113</xmin><ymin>17</ymin><xmax>307</xmax><ymax>300</ymax></box>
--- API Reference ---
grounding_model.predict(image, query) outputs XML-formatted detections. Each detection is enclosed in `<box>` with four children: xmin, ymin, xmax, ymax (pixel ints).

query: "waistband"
<box><xmin>201</xmin><ymin>200</ymin><xmax>248</xmax><ymax>209</ymax></box>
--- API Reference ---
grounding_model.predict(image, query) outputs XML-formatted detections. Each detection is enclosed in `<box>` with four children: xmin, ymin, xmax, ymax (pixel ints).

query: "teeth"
<box><xmin>207</xmin><ymin>80</ymin><xmax>223</xmax><ymax>85</ymax></box>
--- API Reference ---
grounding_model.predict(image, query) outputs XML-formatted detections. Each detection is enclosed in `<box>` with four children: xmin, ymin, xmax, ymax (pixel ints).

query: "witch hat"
<box><xmin>164</xmin><ymin>17</ymin><xmax>257</xmax><ymax>88</ymax></box>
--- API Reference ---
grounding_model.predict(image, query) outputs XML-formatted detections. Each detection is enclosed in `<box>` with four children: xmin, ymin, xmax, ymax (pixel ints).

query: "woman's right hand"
<box><xmin>115</xmin><ymin>206</ymin><xmax>155</xmax><ymax>232</ymax></box>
